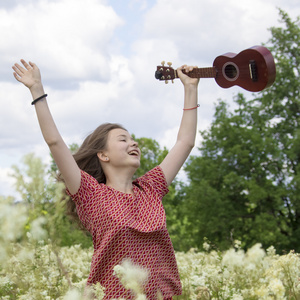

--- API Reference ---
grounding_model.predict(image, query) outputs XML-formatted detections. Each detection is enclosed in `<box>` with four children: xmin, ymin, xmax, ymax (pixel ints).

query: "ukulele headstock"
<box><xmin>155</xmin><ymin>61</ymin><xmax>176</xmax><ymax>84</ymax></box>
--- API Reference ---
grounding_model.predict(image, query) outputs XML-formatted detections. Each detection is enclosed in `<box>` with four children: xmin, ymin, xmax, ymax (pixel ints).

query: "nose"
<box><xmin>132</xmin><ymin>140</ymin><xmax>139</xmax><ymax>147</ymax></box>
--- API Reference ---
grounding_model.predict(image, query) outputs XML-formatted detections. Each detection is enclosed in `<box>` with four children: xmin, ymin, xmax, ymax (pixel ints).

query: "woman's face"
<box><xmin>102</xmin><ymin>128</ymin><xmax>141</xmax><ymax>169</ymax></box>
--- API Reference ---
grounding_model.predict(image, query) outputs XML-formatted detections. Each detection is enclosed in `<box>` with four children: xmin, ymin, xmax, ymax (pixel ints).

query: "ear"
<box><xmin>97</xmin><ymin>152</ymin><xmax>109</xmax><ymax>162</ymax></box>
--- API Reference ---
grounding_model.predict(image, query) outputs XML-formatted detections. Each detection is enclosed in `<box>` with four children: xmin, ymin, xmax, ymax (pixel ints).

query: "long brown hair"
<box><xmin>63</xmin><ymin>123</ymin><xmax>127</xmax><ymax>228</ymax></box>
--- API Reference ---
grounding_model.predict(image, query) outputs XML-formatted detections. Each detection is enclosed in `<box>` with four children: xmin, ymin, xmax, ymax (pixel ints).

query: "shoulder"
<box><xmin>66</xmin><ymin>169</ymin><xmax>107</xmax><ymax>203</ymax></box>
<box><xmin>135</xmin><ymin>166</ymin><xmax>169</xmax><ymax>197</ymax></box>
<box><xmin>136</xmin><ymin>165</ymin><xmax>165</xmax><ymax>182</ymax></box>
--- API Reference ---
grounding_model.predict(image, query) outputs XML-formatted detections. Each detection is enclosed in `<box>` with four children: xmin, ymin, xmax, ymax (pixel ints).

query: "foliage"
<box><xmin>2</xmin><ymin>141</ymin><xmax>298</xmax><ymax>300</ymax></box>
<box><xmin>181</xmin><ymin>10</ymin><xmax>300</xmax><ymax>253</ymax></box>
<box><xmin>11</xmin><ymin>153</ymin><xmax>92</xmax><ymax>249</ymax></box>
<box><xmin>1</xmin><ymin>223</ymin><xmax>299</xmax><ymax>299</ymax></box>
<box><xmin>132</xmin><ymin>135</ymin><xmax>169</xmax><ymax>178</ymax></box>
<box><xmin>1</xmin><ymin>191</ymin><xmax>299</xmax><ymax>299</ymax></box>
<box><xmin>175</xmin><ymin>242</ymin><xmax>300</xmax><ymax>300</ymax></box>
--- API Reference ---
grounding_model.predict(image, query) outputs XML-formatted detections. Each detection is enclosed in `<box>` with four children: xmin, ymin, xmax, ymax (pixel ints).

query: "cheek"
<box><xmin>111</xmin><ymin>145</ymin><xmax>127</xmax><ymax>157</ymax></box>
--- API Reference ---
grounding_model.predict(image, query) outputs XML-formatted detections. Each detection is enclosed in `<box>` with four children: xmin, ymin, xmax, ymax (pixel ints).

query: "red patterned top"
<box><xmin>67</xmin><ymin>166</ymin><xmax>182</xmax><ymax>299</ymax></box>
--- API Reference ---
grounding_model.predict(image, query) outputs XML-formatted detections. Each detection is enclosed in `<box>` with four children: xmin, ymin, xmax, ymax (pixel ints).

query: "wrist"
<box><xmin>184</xmin><ymin>83</ymin><xmax>198</xmax><ymax>91</ymax></box>
<box><xmin>30</xmin><ymin>83</ymin><xmax>45</xmax><ymax>99</ymax></box>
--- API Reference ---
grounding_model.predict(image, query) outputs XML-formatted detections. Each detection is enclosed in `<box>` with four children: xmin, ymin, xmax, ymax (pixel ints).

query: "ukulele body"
<box><xmin>213</xmin><ymin>46</ymin><xmax>276</xmax><ymax>92</ymax></box>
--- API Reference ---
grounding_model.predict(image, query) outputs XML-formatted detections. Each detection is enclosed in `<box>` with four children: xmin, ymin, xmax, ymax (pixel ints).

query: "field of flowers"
<box><xmin>0</xmin><ymin>154</ymin><xmax>299</xmax><ymax>299</ymax></box>
<box><xmin>1</xmin><ymin>195</ymin><xmax>300</xmax><ymax>300</ymax></box>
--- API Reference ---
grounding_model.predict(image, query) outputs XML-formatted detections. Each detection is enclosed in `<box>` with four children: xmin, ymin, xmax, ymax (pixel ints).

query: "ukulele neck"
<box><xmin>179</xmin><ymin>67</ymin><xmax>217</xmax><ymax>79</ymax></box>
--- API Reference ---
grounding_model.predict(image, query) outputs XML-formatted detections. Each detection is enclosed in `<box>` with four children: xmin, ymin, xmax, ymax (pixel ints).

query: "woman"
<box><xmin>12</xmin><ymin>59</ymin><xmax>200</xmax><ymax>299</ymax></box>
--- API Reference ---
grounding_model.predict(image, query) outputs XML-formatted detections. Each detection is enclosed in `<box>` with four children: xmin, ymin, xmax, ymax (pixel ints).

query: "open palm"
<box><xmin>12</xmin><ymin>59</ymin><xmax>42</xmax><ymax>89</ymax></box>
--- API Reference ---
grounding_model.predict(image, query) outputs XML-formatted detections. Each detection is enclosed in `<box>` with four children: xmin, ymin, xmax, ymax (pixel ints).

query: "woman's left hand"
<box><xmin>177</xmin><ymin>65</ymin><xmax>200</xmax><ymax>87</ymax></box>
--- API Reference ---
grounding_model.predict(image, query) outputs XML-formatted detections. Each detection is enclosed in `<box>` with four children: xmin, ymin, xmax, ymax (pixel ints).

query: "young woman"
<box><xmin>12</xmin><ymin>59</ymin><xmax>200</xmax><ymax>299</ymax></box>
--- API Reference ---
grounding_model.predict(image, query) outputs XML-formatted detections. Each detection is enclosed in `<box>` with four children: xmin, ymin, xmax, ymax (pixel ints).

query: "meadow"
<box><xmin>1</xmin><ymin>195</ymin><xmax>299</xmax><ymax>300</ymax></box>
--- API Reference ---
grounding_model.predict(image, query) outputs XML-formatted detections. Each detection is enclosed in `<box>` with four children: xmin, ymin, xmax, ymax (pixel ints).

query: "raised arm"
<box><xmin>12</xmin><ymin>59</ymin><xmax>81</xmax><ymax>194</ymax></box>
<box><xmin>160</xmin><ymin>65</ymin><xmax>200</xmax><ymax>186</ymax></box>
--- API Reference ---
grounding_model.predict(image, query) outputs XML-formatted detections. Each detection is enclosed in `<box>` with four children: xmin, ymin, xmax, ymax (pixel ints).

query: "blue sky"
<box><xmin>0</xmin><ymin>0</ymin><xmax>299</xmax><ymax>197</ymax></box>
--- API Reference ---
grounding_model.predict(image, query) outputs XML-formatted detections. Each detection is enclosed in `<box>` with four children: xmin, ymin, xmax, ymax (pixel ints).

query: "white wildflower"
<box><xmin>190</xmin><ymin>274</ymin><xmax>206</xmax><ymax>287</ymax></box>
<box><xmin>222</xmin><ymin>248</ymin><xmax>245</xmax><ymax>268</ymax></box>
<box><xmin>203</xmin><ymin>242</ymin><xmax>210</xmax><ymax>251</ymax></box>
<box><xmin>91</xmin><ymin>282</ymin><xmax>105</xmax><ymax>299</ymax></box>
<box><xmin>245</xmin><ymin>243</ymin><xmax>265</xmax><ymax>264</ymax></box>
<box><xmin>232</xmin><ymin>293</ymin><xmax>243</xmax><ymax>300</ymax></box>
<box><xmin>254</xmin><ymin>285</ymin><xmax>269</xmax><ymax>298</ymax></box>
<box><xmin>113</xmin><ymin>259</ymin><xmax>149</xmax><ymax>298</ymax></box>
<box><xmin>62</xmin><ymin>288</ymin><xmax>82</xmax><ymax>300</ymax></box>
<box><xmin>135</xmin><ymin>295</ymin><xmax>147</xmax><ymax>300</ymax></box>
<box><xmin>234</xmin><ymin>240</ymin><xmax>242</xmax><ymax>249</ymax></box>
<box><xmin>266</xmin><ymin>245</ymin><xmax>276</xmax><ymax>256</ymax></box>
<box><xmin>0</xmin><ymin>197</ymin><xmax>27</xmax><ymax>242</ymax></box>
<box><xmin>30</xmin><ymin>216</ymin><xmax>47</xmax><ymax>240</ymax></box>
<box><xmin>268</xmin><ymin>278</ymin><xmax>285</xmax><ymax>298</ymax></box>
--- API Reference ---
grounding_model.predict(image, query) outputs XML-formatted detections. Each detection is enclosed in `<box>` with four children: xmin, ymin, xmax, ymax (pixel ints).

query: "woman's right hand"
<box><xmin>12</xmin><ymin>59</ymin><xmax>43</xmax><ymax>91</ymax></box>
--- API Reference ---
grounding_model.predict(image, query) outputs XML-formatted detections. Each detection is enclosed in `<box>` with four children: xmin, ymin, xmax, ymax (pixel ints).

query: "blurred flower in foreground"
<box><xmin>113</xmin><ymin>259</ymin><xmax>149</xmax><ymax>299</ymax></box>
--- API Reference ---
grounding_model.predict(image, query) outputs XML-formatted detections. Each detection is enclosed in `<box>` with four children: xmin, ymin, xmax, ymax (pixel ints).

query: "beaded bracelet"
<box><xmin>31</xmin><ymin>94</ymin><xmax>48</xmax><ymax>105</ymax></box>
<box><xmin>183</xmin><ymin>104</ymin><xmax>200</xmax><ymax>110</ymax></box>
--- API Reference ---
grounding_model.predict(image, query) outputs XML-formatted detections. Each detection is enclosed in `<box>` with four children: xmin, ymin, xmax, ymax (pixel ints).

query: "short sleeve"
<box><xmin>136</xmin><ymin>166</ymin><xmax>169</xmax><ymax>198</ymax></box>
<box><xmin>66</xmin><ymin>170</ymin><xmax>100</xmax><ymax>205</ymax></box>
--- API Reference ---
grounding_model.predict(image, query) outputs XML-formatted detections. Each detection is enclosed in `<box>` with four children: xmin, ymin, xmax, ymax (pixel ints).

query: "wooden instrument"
<box><xmin>155</xmin><ymin>46</ymin><xmax>276</xmax><ymax>92</ymax></box>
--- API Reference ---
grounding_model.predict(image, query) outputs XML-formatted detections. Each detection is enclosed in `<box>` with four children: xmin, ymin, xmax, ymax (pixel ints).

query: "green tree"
<box><xmin>132</xmin><ymin>135</ymin><xmax>169</xmax><ymax>177</ymax></box>
<box><xmin>182</xmin><ymin>10</ymin><xmax>300</xmax><ymax>253</ymax></box>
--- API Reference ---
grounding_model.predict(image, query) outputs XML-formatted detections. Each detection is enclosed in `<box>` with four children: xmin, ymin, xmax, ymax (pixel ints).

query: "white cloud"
<box><xmin>0</xmin><ymin>0</ymin><xmax>123</xmax><ymax>81</ymax></box>
<box><xmin>142</xmin><ymin>0</ymin><xmax>300</xmax><ymax>64</ymax></box>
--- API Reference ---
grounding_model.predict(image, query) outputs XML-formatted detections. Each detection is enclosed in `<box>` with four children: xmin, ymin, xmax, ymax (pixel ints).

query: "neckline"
<box><xmin>105</xmin><ymin>183</ymin><xmax>137</xmax><ymax>196</ymax></box>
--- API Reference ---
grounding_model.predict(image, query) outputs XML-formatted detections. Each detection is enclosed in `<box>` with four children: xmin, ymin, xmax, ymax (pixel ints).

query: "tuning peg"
<box><xmin>161</xmin><ymin>60</ymin><xmax>165</xmax><ymax>66</ymax></box>
<box><xmin>165</xmin><ymin>80</ymin><xmax>168</xmax><ymax>84</ymax></box>
<box><xmin>167</xmin><ymin>62</ymin><xmax>172</xmax><ymax>67</ymax></box>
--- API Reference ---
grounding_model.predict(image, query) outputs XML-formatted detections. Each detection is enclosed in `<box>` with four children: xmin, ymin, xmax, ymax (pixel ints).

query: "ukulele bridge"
<box><xmin>249</xmin><ymin>60</ymin><xmax>258</xmax><ymax>82</ymax></box>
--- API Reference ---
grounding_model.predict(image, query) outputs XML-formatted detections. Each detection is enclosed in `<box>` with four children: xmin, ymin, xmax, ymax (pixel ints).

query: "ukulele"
<box><xmin>155</xmin><ymin>46</ymin><xmax>276</xmax><ymax>92</ymax></box>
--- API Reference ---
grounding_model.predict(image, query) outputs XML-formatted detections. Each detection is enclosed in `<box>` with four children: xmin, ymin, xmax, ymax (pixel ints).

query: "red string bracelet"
<box><xmin>183</xmin><ymin>104</ymin><xmax>200</xmax><ymax>111</ymax></box>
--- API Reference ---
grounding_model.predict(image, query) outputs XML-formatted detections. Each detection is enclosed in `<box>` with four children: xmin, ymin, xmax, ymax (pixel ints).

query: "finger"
<box><xmin>185</xmin><ymin>65</ymin><xmax>196</xmax><ymax>73</ymax></box>
<box><xmin>12</xmin><ymin>64</ymin><xmax>24</xmax><ymax>77</ymax></box>
<box><xmin>179</xmin><ymin>65</ymin><xmax>193</xmax><ymax>73</ymax></box>
<box><xmin>13</xmin><ymin>63</ymin><xmax>26</xmax><ymax>74</ymax></box>
<box><xmin>13</xmin><ymin>72</ymin><xmax>22</xmax><ymax>82</ymax></box>
<box><xmin>12</xmin><ymin>64</ymin><xmax>24</xmax><ymax>76</ymax></box>
<box><xmin>177</xmin><ymin>65</ymin><xmax>187</xmax><ymax>75</ymax></box>
<box><xmin>177</xmin><ymin>65</ymin><xmax>186</xmax><ymax>70</ymax></box>
<box><xmin>29</xmin><ymin>61</ymin><xmax>36</xmax><ymax>68</ymax></box>
<box><xmin>21</xmin><ymin>59</ymin><xmax>32</xmax><ymax>70</ymax></box>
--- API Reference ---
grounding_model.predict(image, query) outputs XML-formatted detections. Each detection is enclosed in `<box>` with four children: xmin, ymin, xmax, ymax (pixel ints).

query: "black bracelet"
<box><xmin>31</xmin><ymin>94</ymin><xmax>48</xmax><ymax>105</ymax></box>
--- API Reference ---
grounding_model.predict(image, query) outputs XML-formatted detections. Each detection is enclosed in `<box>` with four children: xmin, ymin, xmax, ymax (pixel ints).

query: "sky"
<box><xmin>0</xmin><ymin>0</ymin><xmax>300</xmax><ymax>197</ymax></box>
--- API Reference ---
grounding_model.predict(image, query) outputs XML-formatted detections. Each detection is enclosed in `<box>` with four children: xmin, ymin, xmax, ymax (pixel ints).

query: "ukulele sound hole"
<box><xmin>223</xmin><ymin>62</ymin><xmax>239</xmax><ymax>81</ymax></box>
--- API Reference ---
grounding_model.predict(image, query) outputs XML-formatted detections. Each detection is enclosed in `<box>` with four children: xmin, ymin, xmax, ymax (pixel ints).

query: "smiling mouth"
<box><xmin>128</xmin><ymin>150</ymin><xmax>139</xmax><ymax>156</ymax></box>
